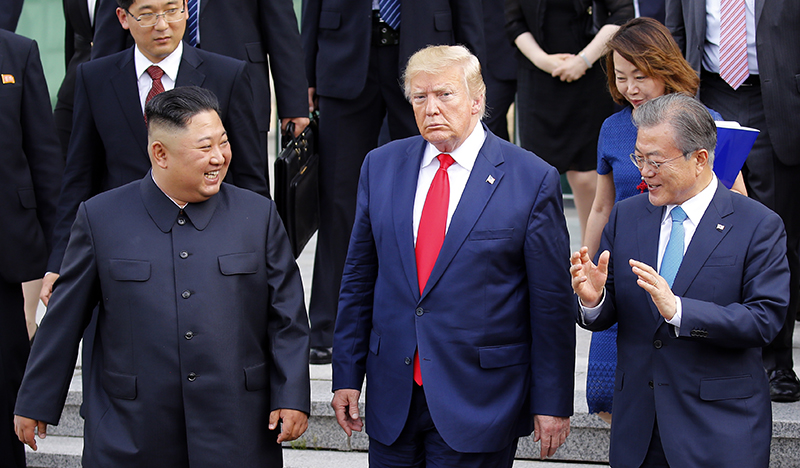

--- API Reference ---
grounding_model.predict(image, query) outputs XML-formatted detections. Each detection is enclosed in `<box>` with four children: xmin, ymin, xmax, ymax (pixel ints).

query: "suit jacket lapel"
<box><xmin>671</xmin><ymin>185</ymin><xmax>734</xmax><ymax>296</ymax></box>
<box><xmin>755</xmin><ymin>0</ymin><xmax>765</xmax><ymax>30</ymax></box>
<box><xmin>111</xmin><ymin>49</ymin><xmax>148</xmax><ymax>158</ymax></box>
<box><xmin>175</xmin><ymin>46</ymin><xmax>206</xmax><ymax>87</ymax></box>
<box><xmin>394</xmin><ymin>140</ymin><xmax>426</xmax><ymax>300</ymax></box>
<box><xmin>420</xmin><ymin>129</ymin><xmax>504</xmax><ymax>300</ymax></box>
<box><xmin>637</xmin><ymin>201</ymin><xmax>664</xmax><ymax>323</ymax></box>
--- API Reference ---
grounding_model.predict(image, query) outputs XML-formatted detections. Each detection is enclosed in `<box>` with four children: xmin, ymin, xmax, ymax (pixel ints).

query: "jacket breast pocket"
<box><xmin>469</xmin><ymin>228</ymin><xmax>514</xmax><ymax>241</ymax></box>
<box><xmin>245</xmin><ymin>42</ymin><xmax>265</xmax><ymax>63</ymax></box>
<box><xmin>479</xmin><ymin>342</ymin><xmax>529</xmax><ymax>369</ymax></box>
<box><xmin>699</xmin><ymin>375</ymin><xmax>754</xmax><ymax>401</ymax></box>
<box><xmin>703</xmin><ymin>255</ymin><xmax>736</xmax><ymax>267</ymax></box>
<box><xmin>319</xmin><ymin>10</ymin><xmax>341</xmax><ymax>30</ymax></box>
<box><xmin>17</xmin><ymin>188</ymin><xmax>37</xmax><ymax>209</ymax></box>
<box><xmin>109</xmin><ymin>259</ymin><xmax>151</xmax><ymax>282</ymax></box>
<box><xmin>433</xmin><ymin>11</ymin><xmax>453</xmax><ymax>31</ymax></box>
<box><xmin>244</xmin><ymin>362</ymin><xmax>268</xmax><ymax>391</ymax></box>
<box><xmin>102</xmin><ymin>369</ymin><xmax>137</xmax><ymax>400</ymax></box>
<box><xmin>218</xmin><ymin>252</ymin><xmax>259</xmax><ymax>275</ymax></box>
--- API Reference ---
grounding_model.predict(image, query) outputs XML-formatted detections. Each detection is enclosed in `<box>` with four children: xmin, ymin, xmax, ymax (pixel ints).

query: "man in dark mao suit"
<box><xmin>15</xmin><ymin>86</ymin><xmax>310</xmax><ymax>467</ymax></box>
<box><xmin>302</xmin><ymin>0</ymin><xmax>486</xmax><ymax>363</ymax></box>
<box><xmin>0</xmin><ymin>28</ymin><xmax>63</xmax><ymax>468</ymax></box>
<box><xmin>333</xmin><ymin>45</ymin><xmax>574</xmax><ymax>466</ymax></box>
<box><xmin>666</xmin><ymin>0</ymin><xmax>800</xmax><ymax>401</ymax></box>
<box><xmin>41</xmin><ymin>0</ymin><xmax>267</xmax><ymax>303</ymax></box>
<box><xmin>93</xmin><ymin>0</ymin><xmax>310</xmax><ymax>154</ymax></box>
<box><xmin>572</xmin><ymin>94</ymin><xmax>789</xmax><ymax>467</ymax></box>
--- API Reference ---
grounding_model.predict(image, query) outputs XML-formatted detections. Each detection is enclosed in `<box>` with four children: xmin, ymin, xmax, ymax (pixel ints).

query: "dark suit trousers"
<box><xmin>701</xmin><ymin>71</ymin><xmax>800</xmax><ymax>370</ymax></box>
<box><xmin>368</xmin><ymin>384</ymin><xmax>518</xmax><ymax>468</ymax></box>
<box><xmin>0</xmin><ymin>281</ymin><xmax>28</xmax><ymax>468</ymax></box>
<box><xmin>309</xmin><ymin>42</ymin><xmax>417</xmax><ymax>348</ymax></box>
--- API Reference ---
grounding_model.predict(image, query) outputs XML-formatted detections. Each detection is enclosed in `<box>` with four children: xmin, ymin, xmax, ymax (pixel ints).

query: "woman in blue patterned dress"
<box><xmin>582</xmin><ymin>17</ymin><xmax>746</xmax><ymax>423</ymax></box>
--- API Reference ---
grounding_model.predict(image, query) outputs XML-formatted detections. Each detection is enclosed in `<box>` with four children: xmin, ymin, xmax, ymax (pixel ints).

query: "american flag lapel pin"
<box><xmin>486</xmin><ymin>175</ymin><xmax>495</xmax><ymax>185</ymax></box>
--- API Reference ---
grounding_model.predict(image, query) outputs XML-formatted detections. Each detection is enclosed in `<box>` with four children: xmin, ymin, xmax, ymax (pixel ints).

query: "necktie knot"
<box><xmin>670</xmin><ymin>206</ymin><xmax>687</xmax><ymax>224</ymax></box>
<box><xmin>146</xmin><ymin>65</ymin><xmax>164</xmax><ymax>81</ymax></box>
<box><xmin>437</xmin><ymin>153</ymin><xmax>455</xmax><ymax>171</ymax></box>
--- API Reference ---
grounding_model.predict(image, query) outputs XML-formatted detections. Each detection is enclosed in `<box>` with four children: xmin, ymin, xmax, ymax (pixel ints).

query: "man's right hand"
<box><xmin>39</xmin><ymin>272</ymin><xmax>59</xmax><ymax>307</ymax></box>
<box><xmin>14</xmin><ymin>415</ymin><xmax>47</xmax><ymax>451</ymax></box>
<box><xmin>331</xmin><ymin>389</ymin><xmax>362</xmax><ymax>436</ymax></box>
<box><xmin>308</xmin><ymin>87</ymin><xmax>318</xmax><ymax>113</ymax></box>
<box><xmin>570</xmin><ymin>246</ymin><xmax>609</xmax><ymax>308</ymax></box>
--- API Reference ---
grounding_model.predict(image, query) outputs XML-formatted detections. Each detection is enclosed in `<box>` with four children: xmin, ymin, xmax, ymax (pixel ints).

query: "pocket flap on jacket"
<box><xmin>319</xmin><ymin>10</ymin><xmax>341</xmax><ymax>29</ymax></box>
<box><xmin>479</xmin><ymin>343</ymin><xmax>529</xmax><ymax>369</ymax></box>
<box><xmin>369</xmin><ymin>329</ymin><xmax>381</xmax><ymax>355</ymax></box>
<box><xmin>218</xmin><ymin>252</ymin><xmax>259</xmax><ymax>275</ymax></box>
<box><xmin>433</xmin><ymin>11</ymin><xmax>452</xmax><ymax>31</ymax></box>
<box><xmin>704</xmin><ymin>255</ymin><xmax>736</xmax><ymax>267</ymax></box>
<box><xmin>245</xmin><ymin>42</ymin><xmax>265</xmax><ymax>63</ymax></box>
<box><xmin>102</xmin><ymin>370</ymin><xmax>137</xmax><ymax>400</ymax></box>
<box><xmin>17</xmin><ymin>188</ymin><xmax>37</xmax><ymax>209</ymax></box>
<box><xmin>109</xmin><ymin>259</ymin><xmax>151</xmax><ymax>281</ymax></box>
<box><xmin>469</xmin><ymin>228</ymin><xmax>514</xmax><ymax>240</ymax></box>
<box><xmin>699</xmin><ymin>375</ymin><xmax>754</xmax><ymax>401</ymax></box>
<box><xmin>244</xmin><ymin>362</ymin><xmax>268</xmax><ymax>391</ymax></box>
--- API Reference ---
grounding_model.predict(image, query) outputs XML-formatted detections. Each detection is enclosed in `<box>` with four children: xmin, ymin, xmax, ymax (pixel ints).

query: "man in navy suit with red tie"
<box><xmin>332</xmin><ymin>45</ymin><xmax>575</xmax><ymax>466</ymax></box>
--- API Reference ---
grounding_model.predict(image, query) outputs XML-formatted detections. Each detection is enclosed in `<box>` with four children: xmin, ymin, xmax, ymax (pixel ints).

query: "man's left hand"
<box><xmin>281</xmin><ymin>117</ymin><xmax>310</xmax><ymax>138</ymax></box>
<box><xmin>269</xmin><ymin>408</ymin><xmax>308</xmax><ymax>443</ymax></box>
<box><xmin>533</xmin><ymin>415</ymin><xmax>570</xmax><ymax>459</ymax></box>
<box><xmin>630</xmin><ymin>259</ymin><xmax>677</xmax><ymax>320</ymax></box>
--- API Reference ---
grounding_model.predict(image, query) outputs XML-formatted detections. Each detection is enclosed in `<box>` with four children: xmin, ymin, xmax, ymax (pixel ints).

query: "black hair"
<box><xmin>145</xmin><ymin>86</ymin><xmax>221</xmax><ymax>133</ymax></box>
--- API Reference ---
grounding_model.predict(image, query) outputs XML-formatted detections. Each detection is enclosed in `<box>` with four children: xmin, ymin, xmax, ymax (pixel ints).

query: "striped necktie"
<box><xmin>186</xmin><ymin>0</ymin><xmax>199</xmax><ymax>47</ymax></box>
<box><xmin>719</xmin><ymin>0</ymin><xmax>748</xmax><ymax>89</ymax></box>
<box><xmin>379</xmin><ymin>0</ymin><xmax>401</xmax><ymax>30</ymax></box>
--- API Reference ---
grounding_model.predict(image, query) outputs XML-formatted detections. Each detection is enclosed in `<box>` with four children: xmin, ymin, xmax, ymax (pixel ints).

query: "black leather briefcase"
<box><xmin>274</xmin><ymin>115</ymin><xmax>320</xmax><ymax>258</ymax></box>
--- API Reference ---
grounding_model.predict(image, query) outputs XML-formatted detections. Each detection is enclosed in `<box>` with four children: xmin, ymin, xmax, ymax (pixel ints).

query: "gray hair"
<box><xmin>402</xmin><ymin>45</ymin><xmax>486</xmax><ymax>119</ymax></box>
<box><xmin>632</xmin><ymin>93</ymin><xmax>716</xmax><ymax>166</ymax></box>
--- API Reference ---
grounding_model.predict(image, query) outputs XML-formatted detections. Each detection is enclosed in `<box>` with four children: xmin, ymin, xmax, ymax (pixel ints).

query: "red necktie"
<box><xmin>146</xmin><ymin>65</ymin><xmax>165</xmax><ymax>104</ymax></box>
<box><xmin>413</xmin><ymin>153</ymin><xmax>455</xmax><ymax>386</ymax></box>
<box><xmin>719</xmin><ymin>0</ymin><xmax>749</xmax><ymax>89</ymax></box>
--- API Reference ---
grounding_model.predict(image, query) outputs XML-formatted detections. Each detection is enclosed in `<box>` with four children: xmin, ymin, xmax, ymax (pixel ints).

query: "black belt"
<box><xmin>372</xmin><ymin>10</ymin><xmax>399</xmax><ymax>47</ymax></box>
<box><xmin>701</xmin><ymin>68</ymin><xmax>760</xmax><ymax>88</ymax></box>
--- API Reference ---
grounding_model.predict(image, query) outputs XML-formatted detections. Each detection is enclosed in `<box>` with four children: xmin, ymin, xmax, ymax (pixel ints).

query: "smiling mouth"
<box><xmin>205</xmin><ymin>170</ymin><xmax>220</xmax><ymax>180</ymax></box>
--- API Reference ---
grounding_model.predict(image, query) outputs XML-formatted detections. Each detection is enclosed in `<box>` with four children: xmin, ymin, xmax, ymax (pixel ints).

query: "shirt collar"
<box><xmin>134</xmin><ymin>40</ymin><xmax>182</xmax><ymax>83</ymax></box>
<box><xmin>142</xmin><ymin>170</ymin><xmax>219</xmax><ymax>232</ymax></box>
<box><xmin>421</xmin><ymin>122</ymin><xmax>486</xmax><ymax>172</ymax></box>
<box><xmin>662</xmin><ymin>174</ymin><xmax>718</xmax><ymax>225</ymax></box>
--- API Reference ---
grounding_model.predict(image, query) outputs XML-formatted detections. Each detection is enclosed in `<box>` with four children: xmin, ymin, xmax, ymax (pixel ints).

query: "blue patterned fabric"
<box><xmin>586</xmin><ymin>104</ymin><xmax>722</xmax><ymax>415</ymax></box>
<box><xmin>380</xmin><ymin>0</ymin><xmax>401</xmax><ymax>30</ymax></box>
<box><xmin>186</xmin><ymin>0</ymin><xmax>199</xmax><ymax>47</ymax></box>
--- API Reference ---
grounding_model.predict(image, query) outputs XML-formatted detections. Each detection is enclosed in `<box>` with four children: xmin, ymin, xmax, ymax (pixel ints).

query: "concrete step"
<box><xmin>35</xmin><ymin>363</ymin><xmax>800</xmax><ymax>467</ymax></box>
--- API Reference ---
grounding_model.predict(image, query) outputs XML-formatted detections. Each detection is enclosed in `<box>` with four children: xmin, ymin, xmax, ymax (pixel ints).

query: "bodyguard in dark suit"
<box><xmin>54</xmin><ymin>0</ymin><xmax>99</xmax><ymax>156</ymax></box>
<box><xmin>302</xmin><ymin>0</ymin><xmax>486</xmax><ymax>363</ymax></box>
<box><xmin>41</xmin><ymin>0</ymin><xmax>267</xmax><ymax>303</ymax></box>
<box><xmin>666</xmin><ymin>0</ymin><xmax>800</xmax><ymax>401</ymax></box>
<box><xmin>0</xmin><ymin>0</ymin><xmax>24</xmax><ymax>31</ymax></box>
<box><xmin>332</xmin><ymin>45</ymin><xmax>575</xmax><ymax>466</ymax></box>
<box><xmin>0</xmin><ymin>28</ymin><xmax>63</xmax><ymax>468</ymax></box>
<box><xmin>572</xmin><ymin>94</ymin><xmax>788</xmax><ymax>467</ymax></box>
<box><xmin>15</xmin><ymin>86</ymin><xmax>310</xmax><ymax>467</ymax></box>
<box><xmin>92</xmin><ymin>0</ymin><xmax>310</xmax><ymax>152</ymax></box>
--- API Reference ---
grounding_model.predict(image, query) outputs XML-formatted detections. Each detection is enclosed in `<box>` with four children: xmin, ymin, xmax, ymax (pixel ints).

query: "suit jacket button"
<box><xmin>177</xmin><ymin>217</ymin><xmax>186</xmax><ymax>226</ymax></box>
<box><xmin>187</xmin><ymin>372</ymin><xmax>197</xmax><ymax>382</ymax></box>
<box><xmin>185</xmin><ymin>331</ymin><xmax>194</xmax><ymax>340</ymax></box>
<box><xmin>405</xmin><ymin>357</ymin><xmax>411</xmax><ymax>365</ymax></box>
<box><xmin>653</xmin><ymin>340</ymin><xmax>662</xmax><ymax>349</ymax></box>
<box><xmin>181</xmin><ymin>290</ymin><xmax>191</xmax><ymax>299</ymax></box>
<box><xmin>649</xmin><ymin>381</ymin><xmax>654</xmax><ymax>389</ymax></box>
<box><xmin>179</xmin><ymin>251</ymin><xmax>189</xmax><ymax>259</ymax></box>
<box><xmin>415</xmin><ymin>307</ymin><xmax>424</xmax><ymax>316</ymax></box>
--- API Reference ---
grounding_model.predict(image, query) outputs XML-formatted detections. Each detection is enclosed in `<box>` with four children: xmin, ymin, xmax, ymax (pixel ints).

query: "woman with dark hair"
<box><xmin>583</xmin><ymin>16</ymin><xmax>745</xmax><ymax>422</ymax></box>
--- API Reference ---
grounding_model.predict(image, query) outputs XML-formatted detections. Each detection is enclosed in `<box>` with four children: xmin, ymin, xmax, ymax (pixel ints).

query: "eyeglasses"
<box><xmin>629</xmin><ymin>152</ymin><xmax>689</xmax><ymax>173</ymax></box>
<box><xmin>125</xmin><ymin>6</ymin><xmax>185</xmax><ymax>27</ymax></box>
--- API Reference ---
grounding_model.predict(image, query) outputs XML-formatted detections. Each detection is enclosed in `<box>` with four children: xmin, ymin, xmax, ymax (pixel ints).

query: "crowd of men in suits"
<box><xmin>1</xmin><ymin>0</ymin><xmax>799</xmax><ymax>466</ymax></box>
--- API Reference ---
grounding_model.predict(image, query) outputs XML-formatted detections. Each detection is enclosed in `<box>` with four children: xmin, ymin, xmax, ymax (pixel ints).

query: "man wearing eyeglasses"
<box><xmin>571</xmin><ymin>94</ymin><xmax>789</xmax><ymax>467</ymax></box>
<box><xmin>41</xmin><ymin>0</ymin><xmax>267</xmax><ymax>305</ymax></box>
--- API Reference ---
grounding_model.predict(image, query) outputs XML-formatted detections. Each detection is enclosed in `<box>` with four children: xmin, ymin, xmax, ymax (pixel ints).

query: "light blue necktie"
<box><xmin>186</xmin><ymin>0</ymin><xmax>199</xmax><ymax>47</ymax></box>
<box><xmin>660</xmin><ymin>206</ymin><xmax>687</xmax><ymax>288</ymax></box>
<box><xmin>380</xmin><ymin>0</ymin><xmax>401</xmax><ymax>30</ymax></box>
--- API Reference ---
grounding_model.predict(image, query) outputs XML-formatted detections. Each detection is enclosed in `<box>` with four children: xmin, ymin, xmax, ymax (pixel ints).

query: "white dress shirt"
<box><xmin>582</xmin><ymin>176</ymin><xmax>719</xmax><ymax>333</ymax></box>
<box><xmin>412</xmin><ymin>123</ymin><xmax>486</xmax><ymax>244</ymax></box>
<box><xmin>703</xmin><ymin>0</ymin><xmax>759</xmax><ymax>75</ymax></box>
<box><xmin>134</xmin><ymin>41</ymin><xmax>182</xmax><ymax>113</ymax></box>
<box><xmin>88</xmin><ymin>0</ymin><xmax>97</xmax><ymax>25</ymax></box>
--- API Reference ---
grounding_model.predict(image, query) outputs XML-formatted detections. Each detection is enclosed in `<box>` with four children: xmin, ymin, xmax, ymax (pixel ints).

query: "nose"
<box><xmin>210</xmin><ymin>146</ymin><xmax>226</xmax><ymax>166</ymax></box>
<box><xmin>425</xmin><ymin>96</ymin><xmax>440</xmax><ymax>116</ymax></box>
<box><xmin>627</xmin><ymin>81</ymin><xmax>638</xmax><ymax>96</ymax></box>
<box><xmin>153</xmin><ymin>14</ymin><xmax>169</xmax><ymax>29</ymax></box>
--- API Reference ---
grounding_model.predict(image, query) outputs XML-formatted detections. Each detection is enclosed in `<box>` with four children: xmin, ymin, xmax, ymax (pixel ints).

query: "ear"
<box><xmin>471</xmin><ymin>94</ymin><xmax>484</xmax><ymax>116</ymax></box>
<box><xmin>117</xmin><ymin>7</ymin><xmax>130</xmax><ymax>31</ymax></box>
<box><xmin>694</xmin><ymin>148</ymin><xmax>709</xmax><ymax>174</ymax></box>
<box><xmin>151</xmin><ymin>140</ymin><xmax>169</xmax><ymax>169</ymax></box>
